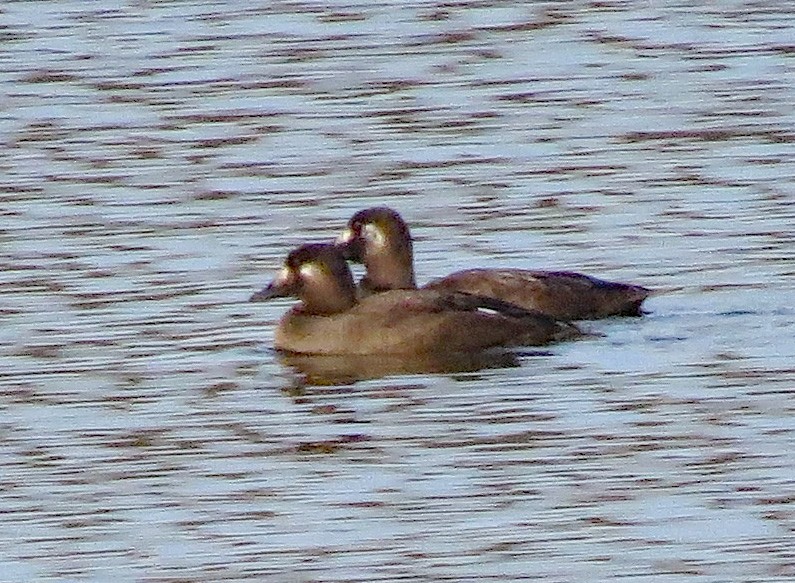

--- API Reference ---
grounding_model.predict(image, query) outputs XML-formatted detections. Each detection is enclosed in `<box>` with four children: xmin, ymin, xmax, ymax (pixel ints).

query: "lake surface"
<box><xmin>1</xmin><ymin>1</ymin><xmax>793</xmax><ymax>581</ymax></box>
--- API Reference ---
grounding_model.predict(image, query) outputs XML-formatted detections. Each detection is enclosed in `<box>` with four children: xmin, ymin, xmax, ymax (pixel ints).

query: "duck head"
<box><xmin>250</xmin><ymin>243</ymin><xmax>357</xmax><ymax>315</ymax></box>
<box><xmin>336</xmin><ymin>207</ymin><xmax>416</xmax><ymax>291</ymax></box>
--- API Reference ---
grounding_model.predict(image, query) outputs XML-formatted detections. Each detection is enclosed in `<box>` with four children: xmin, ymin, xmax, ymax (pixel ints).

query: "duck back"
<box><xmin>425</xmin><ymin>269</ymin><xmax>651</xmax><ymax>320</ymax></box>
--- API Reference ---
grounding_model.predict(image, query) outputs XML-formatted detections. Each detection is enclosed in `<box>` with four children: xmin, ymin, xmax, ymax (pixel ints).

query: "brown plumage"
<box><xmin>337</xmin><ymin>207</ymin><xmax>652</xmax><ymax>320</ymax></box>
<box><xmin>250</xmin><ymin>243</ymin><xmax>581</xmax><ymax>355</ymax></box>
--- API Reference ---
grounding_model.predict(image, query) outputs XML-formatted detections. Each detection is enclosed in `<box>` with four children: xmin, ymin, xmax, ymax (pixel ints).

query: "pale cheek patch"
<box><xmin>336</xmin><ymin>228</ymin><xmax>354</xmax><ymax>244</ymax></box>
<box><xmin>274</xmin><ymin>266</ymin><xmax>293</xmax><ymax>285</ymax></box>
<box><xmin>299</xmin><ymin>262</ymin><xmax>326</xmax><ymax>282</ymax></box>
<box><xmin>363</xmin><ymin>223</ymin><xmax>387</xmax><ymax>248</ymax></box>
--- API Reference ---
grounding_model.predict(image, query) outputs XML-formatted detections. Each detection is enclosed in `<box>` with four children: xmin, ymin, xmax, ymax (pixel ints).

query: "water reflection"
<box><xmin>278</xmin><ymin>348</ymin><xmax>522</xmax><ymax>386</ymax></box>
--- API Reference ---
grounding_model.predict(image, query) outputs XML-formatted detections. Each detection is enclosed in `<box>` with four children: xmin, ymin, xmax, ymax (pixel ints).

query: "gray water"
<box><xmin>1</xmin><ymin>1</ymin><xmax>794</xmax><ymax>581</ymax></box>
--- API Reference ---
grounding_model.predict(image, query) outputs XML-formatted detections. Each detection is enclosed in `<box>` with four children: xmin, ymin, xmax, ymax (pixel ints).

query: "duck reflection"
<box><xmin>278</xmin><ymin>349</ymin><xmax>528</xmax><ymax>386</ymax></box>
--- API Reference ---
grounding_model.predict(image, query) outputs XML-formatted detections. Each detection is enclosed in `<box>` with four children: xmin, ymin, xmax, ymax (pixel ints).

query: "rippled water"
<box><xmin>2</xmin><ymin>1</ymin><xmax>794</xmax><ymax>581</ymax></box>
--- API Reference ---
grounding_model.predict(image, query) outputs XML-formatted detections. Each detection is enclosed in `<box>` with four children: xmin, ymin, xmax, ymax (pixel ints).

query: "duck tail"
<box><xmin>645</xmin><ymin>285</ymin><xmax>684</xmax><ymax>296</ymax></box>
<box><xmin>553</xmin><ymin>320</ymin><xmax>589</xmax><ymax>342</ymax></box>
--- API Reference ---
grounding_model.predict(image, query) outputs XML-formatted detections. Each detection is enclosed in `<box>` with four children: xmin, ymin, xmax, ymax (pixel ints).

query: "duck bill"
<box><xmin>249</xmin><ymin>267</ymin><xmax>297</xmax><ymax>302</ymax></box>
<box><xmin>335</xmin><ymin>228</ymin><xmax>363</xmax><ymax>262</ymax></box>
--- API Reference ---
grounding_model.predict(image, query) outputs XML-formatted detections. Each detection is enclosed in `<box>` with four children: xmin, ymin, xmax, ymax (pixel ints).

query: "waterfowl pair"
<box><xmin>337</xmin><ymin>207</ymin><xmax>652</xmax><ymax>321</ymax></box>
<box><xmin>250</xmin><ymin>243</ymin><xmax>579</xmax><ymax>355</ymax></box>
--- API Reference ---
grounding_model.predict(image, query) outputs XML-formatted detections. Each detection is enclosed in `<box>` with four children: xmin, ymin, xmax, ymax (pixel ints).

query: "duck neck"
<box><xmin>363</xmin><ymin>241</ymin><xmax>417</xmax><ymax>292</ymax></box>
<box><xmin>362</xmin><ymin>232</ymin><xmax>417</xmax><ymax>291</ymax></box>
<box><xmin>306</xmin><ymin>291</ymin><xmax>356</xmax><ymax>315</ymax></box>
<box><xmin>299</xmin><ymin>263</ymin><xmax>358</xmax><ymax>315</ymax></box>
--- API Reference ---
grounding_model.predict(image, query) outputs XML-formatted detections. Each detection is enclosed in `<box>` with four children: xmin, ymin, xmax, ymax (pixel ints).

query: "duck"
<box><xmin>336</xmin><ymin>207</ymin><xmax>652</xmax><ymax>321</ymax></box>
<box><xmin>249</xmin><ymin>243</ymin><xmax>581</xmax><ymax>355</ymax></box>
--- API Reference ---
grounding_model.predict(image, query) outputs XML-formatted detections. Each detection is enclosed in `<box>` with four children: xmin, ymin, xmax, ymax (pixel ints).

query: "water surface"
<box><xmin>1</xmin><ymin>1</ymin><xmax>793</xmax><ymax>581</ymax></box>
